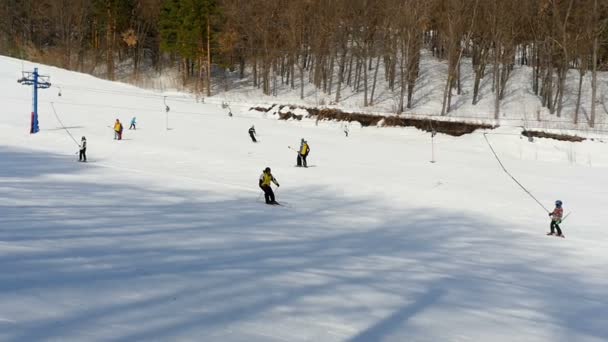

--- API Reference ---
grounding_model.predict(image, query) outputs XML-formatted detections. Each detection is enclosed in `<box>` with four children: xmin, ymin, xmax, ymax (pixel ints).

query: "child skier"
<box><xmin>547</xmin><ymin>200</ymin><xmax>564</xmax><ymax>237</ymax></box>
<box><xmin>259</xmin><ymin>167</ymin><xmax>280</xmax><ymax>204</ymax></box>
<box><xmin>129</xmin><ymin>117</ymin><xmax>137</xmax><ymax>130</ymax></box>
<box><xmin>79</xmin><ymin>136</ymin><xmax>87</xmax><ymax>162</ymax></box>
<box><xmin>249</xmin><ymin>125</ymin><xmax>257</xmax><ymax>142</ymax></box>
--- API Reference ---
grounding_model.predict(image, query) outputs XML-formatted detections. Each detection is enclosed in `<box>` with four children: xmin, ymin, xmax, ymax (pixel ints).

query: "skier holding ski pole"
<box><xmin>290</xmin><ymin>139</ymin><xmax>310</xmax><ymax>167</ymax></box>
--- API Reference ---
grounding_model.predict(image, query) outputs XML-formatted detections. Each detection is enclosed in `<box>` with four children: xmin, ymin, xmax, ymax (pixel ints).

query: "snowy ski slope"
<box><xmin>1</xmin><ymin>56</ymin><xmax>608</xmax><ymax>341</ymax></box>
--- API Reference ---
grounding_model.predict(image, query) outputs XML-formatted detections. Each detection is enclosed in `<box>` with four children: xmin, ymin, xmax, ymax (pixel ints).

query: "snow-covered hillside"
<box><xmin>1</xmin><ymin>56</ymin><xmax>608</xmax><ymax>341</ymax></box>
<box><xmin>130</xmin><ymin>50</ymin><xmax>608</xmax><ymax>134</ymax></box>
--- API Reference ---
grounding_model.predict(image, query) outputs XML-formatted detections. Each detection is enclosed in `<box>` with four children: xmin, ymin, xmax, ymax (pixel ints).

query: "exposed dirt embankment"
<box><xmin>522</xmin><ymin>130</ymin><xmax>586</xmax><ymax>142</ymax></box>
<box><xmin>249</xmin><ymin>104</ymin><xmax>589</xmax><ymax>141</ymax></box>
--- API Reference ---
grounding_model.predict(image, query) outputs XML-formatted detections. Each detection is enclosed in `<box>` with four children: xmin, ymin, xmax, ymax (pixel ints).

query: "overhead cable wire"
<box><xmin>50</xmin><ymin>102</ymin><xmax>80</xmax><ymax>148</ymax></box>
<box><xmin>483</xmin><ymin>133</ymin><xmax>551</xmax><ymax>213</ymax></box>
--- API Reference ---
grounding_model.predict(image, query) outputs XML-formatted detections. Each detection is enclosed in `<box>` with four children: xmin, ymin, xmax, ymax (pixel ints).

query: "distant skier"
<box><xmin>114</xmin><ymin>119</ymin><xmax>123</xmax><ymax>140</ymax></box>
<box><xmin>343</xmin><ymin>124</ymin><xmax>349</xmax><ymax>137</ymax></box>
<box><xmin>249</xmin><ymin>125</ymin><xmax>257</xmax><ymax>142</ymax></box>
<box><xmin>547</xmin><ymin>200</ymin><xmax>564</xmax><ymax>237</ymax></box>
<box><xmin>297</xmin><ymin>139</ymin><xmax>310</xmax><ymax>167</ymax></box>
<box><xmin>259</xmin><ymin>167</ymin><xmax>280</xmax><ymax>204</ymax></box>
<box><xmin>129</xmin><ymin>116</ymin><xmax>137</xmax><ymax>130</ymax></box>
<box><xmin>79</xmin><ymin>136</ymin><xmax>87</xmax><ymax>162</ymax></box>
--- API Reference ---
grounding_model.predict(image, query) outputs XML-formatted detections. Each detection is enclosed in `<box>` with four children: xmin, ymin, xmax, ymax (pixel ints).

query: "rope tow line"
<box><xmin>50</xmin><ymin>102</ymin><xmax>80</xmax><ymax>148</ymax></box>
<box><xmin>483</xmin><ymin>133</ymin><xmax>550</xmax><ymax>213</ymax></box>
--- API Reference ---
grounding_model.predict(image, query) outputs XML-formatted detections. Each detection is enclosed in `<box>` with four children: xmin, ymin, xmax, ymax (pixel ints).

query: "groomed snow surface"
<box><xmin>1</xmin><ymin>57</ymin><xmax>608</xmax><ymax>341</ymax></box>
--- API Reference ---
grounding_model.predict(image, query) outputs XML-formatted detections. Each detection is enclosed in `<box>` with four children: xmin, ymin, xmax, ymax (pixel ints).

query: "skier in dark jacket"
<box><xmin>259</xmin><ymin>167</ymin><xmax>280</xmax><ymax>204</ymax></box>
<box><xmin>79</xmin><ymin>136</ymin><xmax>87</xmax><ymax>162</ymax></box>
<box><xmin>547</xmin><ymin>200</ymin><xmax>564</xmax><ymax>237</ymax></box>
<box><xmin>249</xmin><ymin>125</ymin><xmax>257</xmax><ymax>142</ymax></box>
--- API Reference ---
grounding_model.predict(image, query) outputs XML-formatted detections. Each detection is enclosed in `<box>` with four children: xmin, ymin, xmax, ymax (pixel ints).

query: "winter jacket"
<box><xmin>550</xmin><ymin>207</ymin><xmax>563</xmax><ymax>221</ymax></box>
<box><xmin>300</xmin><ymin>143</ymin><xmax>310</xmax><ymax>156</ymax></box>
<box><xmin>80</xmin><ymin>140</ymin><xmax>87</xmax><ymax>151</ymax></box>
<box><xmin>114</xmin><ymin>122</ymin><xmax>122</xmax><ymax>132</ymax></box>
<box><xmin>259</xmin><ymin>172</ymin><xmax>279</xmax><ymax>187</ymax></box>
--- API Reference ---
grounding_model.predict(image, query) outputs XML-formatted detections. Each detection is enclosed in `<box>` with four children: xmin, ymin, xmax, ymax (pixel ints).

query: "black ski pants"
<box><xmin>261</xmin><ymin>185</ymin><xmax>275</xmax><ymax>204</ymax></box>
<box><xmin>550</xmin><ymin>220</ymin><xmax>562</xmax><ymax>236</ymax></box>
<box><xmin>300</xmin><ymin>153</ymin><xmax>308</xmax><ymax>167</ymax></box>
<box><xmin>79</xmin><ymin>148</ymin><xmax>87</xmax><ymax>162</ymax></box>
<box><xmin>249</xmin><ymin>132</ymin><xmax>257</xmax><ymax>142</ymax></box>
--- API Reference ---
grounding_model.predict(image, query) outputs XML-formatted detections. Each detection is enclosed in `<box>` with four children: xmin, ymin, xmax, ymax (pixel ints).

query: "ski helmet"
<box><xmin>264</xmin><ymin>167</ymin><xmax>271</xmax><ymax>172</ymax></box>
<box><xmin>81</xmin><ymin>136</ymin><xmax>86</xmax><ymax>140</ymax></box>
<box><xmin>555</xmin><ymin>200</ymin><xmax>562</xmax><ymax>207</ymax></box>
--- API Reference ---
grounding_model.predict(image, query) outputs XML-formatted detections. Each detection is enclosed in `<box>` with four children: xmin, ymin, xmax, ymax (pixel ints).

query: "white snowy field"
<box><xmin>1</xmin><ymin>56</ymin><xmax>608</xmax><ymax>341</ymax></box>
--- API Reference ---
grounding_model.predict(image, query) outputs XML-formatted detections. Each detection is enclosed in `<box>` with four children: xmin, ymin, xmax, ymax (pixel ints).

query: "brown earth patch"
<box><xmin>522</xmin><ymin>130</ymin><xmax>586</xmax><ymax>142</ymax></box>
<box><xmin>249</xmin><ymin>105</ymin><xmax>592</xmax><ymax>139</ymax></box>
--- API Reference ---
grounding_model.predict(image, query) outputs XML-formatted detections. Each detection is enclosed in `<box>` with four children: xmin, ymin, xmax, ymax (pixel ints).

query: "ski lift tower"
<box><xmin>18</xmin><ymin>67</ymin><xmax>51</xmax><ymax>133</ymax></box>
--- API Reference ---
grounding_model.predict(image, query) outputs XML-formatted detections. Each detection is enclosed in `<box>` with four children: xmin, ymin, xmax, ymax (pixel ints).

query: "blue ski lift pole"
<box><xmin>18</xmin><ymin>67</ymin><xmax>51</xmax><ymax>133</ymax></box>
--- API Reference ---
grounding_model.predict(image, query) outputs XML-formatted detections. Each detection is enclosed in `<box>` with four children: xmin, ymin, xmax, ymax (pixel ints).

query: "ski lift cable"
<box><xmin>483</xmin><ymin>132</ymin><xmax>550</xmax><ymax>213</ymax></box>
<box><xmin>50</xmin><ymin>102</ymin><xmax>80</xmax><ymax>148</ymax></box>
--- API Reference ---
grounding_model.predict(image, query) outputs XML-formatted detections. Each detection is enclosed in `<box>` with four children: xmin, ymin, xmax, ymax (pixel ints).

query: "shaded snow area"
<box><xmin>1</xmin><ymin>56</ymin><xmax>608</xmax><ymax>341</ymax></box>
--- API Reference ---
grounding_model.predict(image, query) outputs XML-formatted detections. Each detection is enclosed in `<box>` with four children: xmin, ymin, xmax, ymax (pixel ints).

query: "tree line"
<box><xmin>1</xmin><ymin>0</ymin><xmax>607</xmax><ymax>126</ymax></box>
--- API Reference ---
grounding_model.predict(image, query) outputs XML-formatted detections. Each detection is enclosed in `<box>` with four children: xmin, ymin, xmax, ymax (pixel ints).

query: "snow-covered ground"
<box><xmin>1</xmin><ymin>56</ymin><xmax>608</xmax><ymax>341</ymax></box>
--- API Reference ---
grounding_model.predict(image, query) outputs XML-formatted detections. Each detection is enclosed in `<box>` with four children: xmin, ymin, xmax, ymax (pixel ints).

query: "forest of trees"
<box><xmin>1</xmin><ymin>0</ymin><xmax>607</xmax><ymax>126</ymax></box>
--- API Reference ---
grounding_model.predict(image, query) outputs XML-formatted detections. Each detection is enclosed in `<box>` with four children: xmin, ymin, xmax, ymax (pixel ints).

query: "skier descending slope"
<box><xmin>547</xmin><ymin>200</ymin><xmax>564</xmax><ymax>237</ymax></box>
<box><xmin>129</xmin><ymin>116</ymin><xmax>137</xmax><ymax>130</ymax></box>
<box><xmin>259</xmin><ymin>167</ymin><xmax>280</xmax><ymax>205</ymax></box>
<box><xmin>249</xmin><ymin>125</ymin><xmax>257</xmax><ymax>142</ymax></box>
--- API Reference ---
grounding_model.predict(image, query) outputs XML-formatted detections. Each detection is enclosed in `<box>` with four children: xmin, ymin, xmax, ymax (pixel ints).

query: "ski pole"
<box><xmin>560</xmin><ymin>212</ymin><xmax>571</xmax><ymax>223</ymax></box>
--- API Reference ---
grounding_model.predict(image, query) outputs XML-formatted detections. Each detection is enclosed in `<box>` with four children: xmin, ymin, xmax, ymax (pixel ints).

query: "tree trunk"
<box><xmin>105</xmin><ymin>3</ymin><xmax>115</xmax><ymax>81</ymax></box>
<box><xmin>253</xmin><ymin>57</ymin><xmax>257</xmax><ymax>87</ymax></box>
<box><xmin>398</xmin><ymin>43</ymin><xmax>406</xmax><ymax>113</ymax></box>
<box><xmin>369</xmin><ymin>55</ymin><xmax>381</xmax><ymax>106</ymax></box>
<box><xmin>335</xmin><ymin>49</ymin><xmax>346</xmax><ymax>103</ymax></box>
<box><xmin>574</xmin><ymin>68</ymin><xmax>585</xmax><ymax>124</ymax></box>
<box><xmin>346</xmin><ymin>53</ymin><xmax>353</xmax><ymax>86</ymax></box>
<box><xmin>556</xmin><ymin>67</ymin><xmax>566</xmax><ymax>117</ymax></box>
<box><xmin>300</xmin><ymin>62</ymin><xmax>304</xmax><ymax>100</ymax></box>
<box><xmin>206</xmin><ymin>16</ymin><xmax>212</xmax><ymax>97</ymax></box>
<box><xmin>327</xmin><ymin>52</ymin><xmax>335</xmax><ymax>96</ymax></box>
<box><xmin>407</xmin><ymin>46</ymin><xmax>419</xmax><ymax>109</ymax></box>
<box><xmin>363</xmin><ymin>52</ymin><xmax>369</xmax><ymax>107</ymax></box>
<box><xmin>590</xmin><ymin>0</ymin><xmax>598</xmax><ymax>127</ymax></box>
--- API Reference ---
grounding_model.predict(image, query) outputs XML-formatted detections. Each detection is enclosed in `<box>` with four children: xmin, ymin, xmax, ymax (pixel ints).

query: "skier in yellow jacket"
<box><xmin>259</xmin><ymin>167</ymin><xmax>280</xmax><ymax>204</ymax></box>
<box><xmin>297</xmin><ymin>139</ymin><xmax>310</xmax><ymax>167</ymax></box>
<box><xmin>113</xmin><ymin>119</ymin><xmax>123</xmax><ymax>140</ymax></box>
